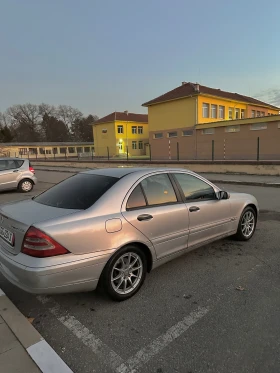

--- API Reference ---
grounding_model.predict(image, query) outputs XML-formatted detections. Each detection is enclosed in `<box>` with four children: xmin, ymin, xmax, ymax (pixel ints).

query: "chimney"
<box><xmin>182</xmin><ymin>81</ymin><xmax>187</xmax><ymax>85</ymax></box>
<box><xmin>194</xmin><ymin>83</ymin><xmax>200</xmax><ymax>92</ymax></box>
<box><xmin>124</xmin><ymin>110</ymin><xmax>128</xmax><ymax>115</ymax></box>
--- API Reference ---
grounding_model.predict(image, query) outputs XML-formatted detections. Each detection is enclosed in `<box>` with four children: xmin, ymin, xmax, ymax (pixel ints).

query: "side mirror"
<box><xmin>216</xmin><ymin>191</ymin><xmax>230</xmax><ymax>200</ymax></box>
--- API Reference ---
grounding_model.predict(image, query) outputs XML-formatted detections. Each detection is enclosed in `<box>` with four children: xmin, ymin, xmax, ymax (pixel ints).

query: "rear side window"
<box><xmin>34</xmin><ymin>174</ymin><xmax>118</xmax><ymax>209</ymax></box>
<box><xmin>0</xmin><ymin>159</ymin><xmax>22</xmax><ymax>170</ymax></box>
<box><xmin>15</xmin><ymin>160</ymin><xmax>24</xmax><ymax>168</ymax></box>
<box><xmin>141</xmin><ymin>174</ymin><xmax>177</xmax><ymax>206</ymax></box>
<box><xmin>126</xmin><ymin>185</ymin><xmax>146</xmax><ymax>210</ymax></box>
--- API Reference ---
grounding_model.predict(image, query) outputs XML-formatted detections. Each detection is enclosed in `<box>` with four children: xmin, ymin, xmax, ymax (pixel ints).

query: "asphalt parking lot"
<box><xmin>0</xmin><ymin>170</ymin><xmax>280</xmax><ymax>373</ymax></box>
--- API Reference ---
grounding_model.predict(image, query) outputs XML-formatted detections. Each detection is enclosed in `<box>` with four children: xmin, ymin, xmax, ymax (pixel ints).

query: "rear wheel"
<box><xmin>100</xmin><ymin>245</ymin><xmax>147</xmax><ymax>301</ymax></box>
<box><xmin>18</xmin><ymin>179</ymin><xmax>33</xmax><ymax>193</ymax></box>
<box><xmin>235</xmin><ymin>207</ymin><xmax>256</xmax><ymax>241</ymax></box>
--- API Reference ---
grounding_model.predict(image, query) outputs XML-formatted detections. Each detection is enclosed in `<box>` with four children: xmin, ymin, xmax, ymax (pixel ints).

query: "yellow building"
<box><xmin>143</xmin><ymin>82</ymin><xmax>279</xmax><ymax>137</ymax></box>
<box><xmin>0</xmin><ymin>142</ymin><xmax>94</xmax><ymax>159</ymax></box>
<box><xmin>92</xmin><ymin>111</ymin><xmax>149</xmax><ymax>157</ymax></box>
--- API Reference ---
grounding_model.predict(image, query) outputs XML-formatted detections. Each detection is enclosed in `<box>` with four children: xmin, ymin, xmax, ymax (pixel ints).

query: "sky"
<box><xmin>1</xmin><ymin>0</ymin><xmax>280</xmax><ymax>118</ymax></box>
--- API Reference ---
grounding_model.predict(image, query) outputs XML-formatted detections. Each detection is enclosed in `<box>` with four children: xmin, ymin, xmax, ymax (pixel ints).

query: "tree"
<box><xmin>71</xmin><ymin>114</ymin><xmax>97</xmax><ymax>142</ymax></box>
<box><xmin>41</xmin><ymin>114</ymin><xmax>70</xmax><ymax>142</ymax></box>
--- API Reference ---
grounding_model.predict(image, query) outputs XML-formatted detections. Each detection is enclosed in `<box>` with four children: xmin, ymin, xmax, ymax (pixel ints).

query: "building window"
<box><xmin>251</xmin><ymin>123</ymin><xmax>267</xmax><ymax>131</ymax></box>
<box><xmin>241</xmin><ymin>109</ymin><xmax>245</xmax><ymax>119</ymax></box>
<box><xmin>60</xmin><ymin>147</ymin><xmax>67</xmax><ymax>154</ymax></box>
<box><xmin>117</xmin><ymin>125</ymin><xmax>123</xmax><ymax>134</ymax></box>
<box><xmin>252</xmin><ymin>110</ymin><xmax>256</xmax><ymax>118</ymax></box>
<box><xmin>211</xmin><ymin>104</ymin><xmax>217</xmax><ymax>119</ymax></box>
<box><xmin>235</xmin><ymin>108</ymin><xmax>240</xmax><ymax>119</ymax></box>
<box><xmin>229</xmin><ymin>107</ymin><xmax>233</xmax><ymax>119</ymax></box>
<box><xmin>260</xmin><ymin>112</ymin><xmax>265</xmax><ymax>117</ymax></box>
<box><xmin>84</xmin><ymin>147</ymin><xmax>90</xmax><ymax>152</ymax></box>
<box><xmin>154</xmin><ymin>133</ymin><xmax>163</xmax><ymax>139</ymax></box>
<box><xmin>202</xmin><ymin>103</ymin><xmax>210</xmax><ymax>118</ymax></box>
<box><xmin>225</xmin><ymin>125</ymin><xmax>240</xmax><ymax>133</ymax></box>
<box><xmin>202</xmin><ymin>128</ymin><xmax>215</xmax><ymax>135</ymax></box>
<box><xmin>132</xmin><ymin>141</ymin><xmax>137</xmax><ymax>150</ymax></box>
<box><xmin>45</xmin><ymin>149</ymin><xmax>51</xmax><ymax>155</ymax></box>
<box><xmin>39</xmin><ymin>148</ymin><xmax>45</xmax><ymax>155</ymax></box>
<box><xmin>29</xmin><ymin>148</ymin><xmax>37</xmax><ymax>155</ymax></box>
<box><xmin>219</xmin><ymin>106</ymin><xmax>225</xmax><ymax>119</ymax></box>
<box><xmin>52</xmin><ymin>147</ymin><xmax>58</xmax><ymax>154</ymax></box>
<box><xmin>68</xmin><ymin>147</ymin><xmax>75</xmax><ymax>154</ymax></box>
<box><xmin>102</xmin><ymin>129</ymin><xmax>107</xmax><ymax>133</ymax></box>
<box><xmin>256</xmin><ymin>111</ymin><xmax>260</xmax><ymax>117</ymax></box>
<box><xmin>76</xmin><ymin>147</ymin><xmax>82</xmax><ymax>153</ymax></box>
<box><xmin>138</xmin><ymin>126</ymin><xmax>143</xmax><ymax>134</ymax></box>
<box><xmin>182</xmin><ymin>130</ymin><xmax>193</xmax><ymax>136</ymax></box>
<box><xmin>168</xmin><ymin>131</ymin><xmax>177</xmax><ymax>138</ymax></box>
<box><xmin>19</xmin><ymin>148</ymin><xmax>28</xmax><ymax>155</ymax></box>
<box><xmin>138</xmin><ymin>141</ymin><xmax>143</xmax><ymax>149</ymax></box>
<box><xmin>132</xmin><ymin>126</ymin><xmax>137</xmax><ymax>134</ymax></box>
<box><xmin>278</xmin><ymin>123</ymin><xmax>280</xmax><ymax>129</ymax></box>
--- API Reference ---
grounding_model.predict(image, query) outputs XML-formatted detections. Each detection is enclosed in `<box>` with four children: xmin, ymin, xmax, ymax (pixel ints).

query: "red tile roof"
<box><xmin>94</xmin><ymin>112</ymin><xmax>148</xmax><ymax>124</ymax></box>
<box><xmin>142</xmin><ymin>82</ymin><xmax>280</xmax><ymax>110</ymax></box>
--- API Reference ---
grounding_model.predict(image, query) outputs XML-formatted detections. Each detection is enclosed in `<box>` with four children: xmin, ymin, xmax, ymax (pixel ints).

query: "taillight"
<box><xmin>29</xmin><ymin>166</ymin><xmax>35</xmax><ymax>174</ymax></box>
<box><xmin>21</xmin><ymin>227</ymin><xmax>69</xmax><ymax>258</ymax></box>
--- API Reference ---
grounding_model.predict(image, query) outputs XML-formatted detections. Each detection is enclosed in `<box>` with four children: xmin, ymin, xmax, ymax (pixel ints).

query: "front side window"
<box><xmin>202</xmin><ymin>103</ymin><xmax>209</xmax><ymax>118</ymax></box>
<box><xmin>173</xmin><ymin>173</ymin><xmax>216</xmax><ymax>201</ymax></box>
<box><xmin>211</xmin><ymin>104</ymin><xmax>217</xmax><ymax>119</ymax></box>
<box><xmin>117</xmin><ymin>125</ymin><xmax>123</xmax><ymax>134</ymax></box>
<box><xmin>34</xmin><ymin>174</ymin><xmax>118</xmax><ymax>210</ymax></box>
<box><xmin>141</xmin><ymin>174</ymin><xmax>177</xmax><ymax>206</ymax></box>
<box><xmin>132</xmin><ymin>126</ymin><xmax>137</xmax><ymax>134</ymax></box>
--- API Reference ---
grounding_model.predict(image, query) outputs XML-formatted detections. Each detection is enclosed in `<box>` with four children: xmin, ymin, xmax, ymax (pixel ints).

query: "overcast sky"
<box><xmin>1</xmin><ymin>0</ymin><xmax>280</xmax><ymax>117</ymax></box>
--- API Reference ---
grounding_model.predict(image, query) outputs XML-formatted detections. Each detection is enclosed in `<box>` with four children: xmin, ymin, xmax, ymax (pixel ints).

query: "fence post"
<box><xmin>257</xmin><ymin>137</ymin><xmax>260</xmax><ymax>161</ymax></box>
<box><xmin>36</xmin><ymin>152</ymin><xmax>37</xmax><ymax>160</ymax></box>
<box><xmin>91</xmin><ymin>149</ymin><xmax>94</xmax><ymax>160</ymax></box>
<box><xmin>149</xmin><ymin>144</ymin><xmax>151</xmax><ymax>161</ymax></box>
<box><xmin>212</xmin><ymin>140</ymin><xmax>215</xmax><ymax>161</ymax></box>
<box><xmin>126</xmin><ymin>146</ymin><xmax>129</xmax><ymax>161</ymax></box>
<box><xmin>107</xmin><ymin>146</ymin><xmax>109</xmax><ymax>161</ymax></box>
<box><xmin>177</xmin><ymin>142</ymin><xmax>179</xmax><ymax>161</ymax></box>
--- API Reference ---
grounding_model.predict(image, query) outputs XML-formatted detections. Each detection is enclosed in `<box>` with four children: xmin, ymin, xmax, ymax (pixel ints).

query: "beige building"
<box><xmin>92</xmin><ymin>112</ymin><xmax>149</xmax><ymax>157</ymax></box>
<box><xmin>0</xmin><ymin>142</ymin><xmax>94</xmax><ymax>159</ymax></box>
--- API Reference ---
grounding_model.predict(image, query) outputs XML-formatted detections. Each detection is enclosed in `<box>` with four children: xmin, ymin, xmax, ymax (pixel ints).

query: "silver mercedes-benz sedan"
<box><xmin>0</xmin><ymin>167</ymin><xmax>258</xmax><ymax>301</ymax></box>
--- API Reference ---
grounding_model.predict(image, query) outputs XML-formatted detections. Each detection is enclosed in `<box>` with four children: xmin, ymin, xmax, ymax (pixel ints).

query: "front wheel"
<box><xmin>235</xmin><ymin>207</ymin><xmax>256</xmax><ymax>241</ymax></box>
<box><xmin>100</xmin><ymin>245</ymin><xmax>147</xmax><ymax>301</ymax></box>
<box><xmin>18</xmin><ymin>179</ymin><xmax>33</xmax><ymax>193</ymax></box>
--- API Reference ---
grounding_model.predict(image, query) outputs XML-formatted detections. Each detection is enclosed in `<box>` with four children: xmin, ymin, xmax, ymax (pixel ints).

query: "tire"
<box><xmin>18</xmin><ymin>179</ymin><xmax>33</xmax><ymax>193</ymax></box>
<box><xmin>235</xmin><ymin>206</ymin><xmax>257</xmax><ymax>241</ymax></box>
<box><xmin>100</xmin><ymin>245</ymin><xmax>147</xmax><ymax>301</ymax></box>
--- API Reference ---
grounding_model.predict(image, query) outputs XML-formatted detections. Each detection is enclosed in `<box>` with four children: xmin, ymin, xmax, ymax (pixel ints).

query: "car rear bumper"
<box><xmin>0</xmin><ymin>249</ymin><xmax>108</xmax><ymax>294</ymax></box>
<box><xmin>32</xmin><ymin>175</ymin><xmax>38</xmax><ymax>185</ymax></box>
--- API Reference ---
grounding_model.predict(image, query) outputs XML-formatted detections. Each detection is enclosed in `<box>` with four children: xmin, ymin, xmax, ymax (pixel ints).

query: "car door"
<box><xmin>121</xmin><ymin>173</ymin><xmax>190</xmax><ymax>260</ymax></box>
<box><xmin>171</xmin><ymin>172</ymin><xmax>233</xmax><ymax>248</ymax></box>
<box><xmin>0</xmin><ymin>160</ymin><xmax>20</xmax><ymax>190</ymax></box>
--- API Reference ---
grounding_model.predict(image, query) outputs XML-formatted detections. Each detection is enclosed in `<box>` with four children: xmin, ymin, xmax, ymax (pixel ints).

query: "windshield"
<box><xmin>34</xmin><ymin>173</ymin><xmax>118</xmax><ymax>209</ymax></box>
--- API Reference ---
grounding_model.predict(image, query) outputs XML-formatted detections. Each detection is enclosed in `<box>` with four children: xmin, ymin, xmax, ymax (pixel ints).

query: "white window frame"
<box><xmin>168</xmin><ymin>131</ymin><xmax>178</xmax><ymax>138</ymax></box>
<box><xmin>117</xmin><ymin>125</ymin><xmax>123</xmax><ymax>134</ymax></box>
<box><xmin>182</xmin><ymin>130</ymin><xmax>193</xmax><ymax>136</ymax></box>
<box><xmin>219</xmin><ymin>105</ymin><xmax>225</xmax><ymax>119</ymax></box>
<box><xmin>202</xmin><ymin>128</ymin><xmax>215</xmax><ymax>135</ymax></box>
<box><xmin>132</xmin><ymin>141</ymin><xmax>137</xmax><ymax>150</ymax></box>
<box><xmin>250</xmin><ymin>123</ymin><xmax>267</xmax><ymax>131</ymax></box>
<box><xmin>225</xmin><ymin>125</ymin><xmax>240</xmax><ymax>133</ymax></box>
<box><xmin>211</xmin><ymin>104</ymin><xmax>217</xmax><ymax>119</ymax></box>
<box><xmin>154</xmin><ymin>133</ymin><xmax>163</xmax><ymax>139</ymax></box>
<box><xmin>235</xmin><ymin>108</ymin><xmax>240</xmax><ymax>119</ymax></box>
<box><xmin>202</xmin><ymin>103</ymin><xmax>209</xmax><ymax>118</ymax></box>
<box><xmin>229</xmin><ymin>107</ymin><xmax>233</xmax><ymax>119</ymax></box>
<box><xmin>132</xmin><ymin>126</ymin><xmax>137</xmax><ymax>134</ymax></box>
<box><xmin>241</xmin><ymin>109</ymin><xmax>245</xmax><ymax>119</ymax></box>
<box><xmin>251</xmin><ymin>110</ymin><xmax>256</xmax><ymax>118</ymax></box>
<box><xmin>138</xmin><ymin>141</ymin><xmax>143</xmax><ymax>149</ymax></box>
<box><xmin>138</xmin><ymin>126</ymin><xmax>143</xmax><ymax>134</ymax></box>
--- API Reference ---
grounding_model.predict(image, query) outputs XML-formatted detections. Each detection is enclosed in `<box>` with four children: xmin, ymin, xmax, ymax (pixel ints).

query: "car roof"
<box><xmin>0</xmin><ymin>157</ymin><xmax>25</xmax><ymax>161</ymax></box>
<box><xmin>82</xmin><ymin>167</ymin><xmax>191</xmax><ymax>178</ymax></box>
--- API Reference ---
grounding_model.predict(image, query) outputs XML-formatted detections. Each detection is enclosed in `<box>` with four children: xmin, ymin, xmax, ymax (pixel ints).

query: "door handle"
<box><xmin>137</xmin><ymin>214</ymin><xmax>153</xmax><ymax>221</ymax></box>
<box><xmin>13</xmin><ymin>170</ymin><xmax>19</xmax><ymax>173</ymax></box>
<box><xmin>189</xmin><ymin>206</ymin><xmax>200</xmax><ymax>212</ymax></box>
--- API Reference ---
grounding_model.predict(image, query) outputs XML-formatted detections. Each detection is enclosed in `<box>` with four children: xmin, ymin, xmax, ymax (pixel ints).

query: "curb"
<box><xmin>35</xmin><ymin>167</ymin><xmax>280</xmax><ymax>188</ymax></box>
<box><xmin>0</xmin><ymin>288</ymin><xmax>73</xmax><ymax>373</ymax></box>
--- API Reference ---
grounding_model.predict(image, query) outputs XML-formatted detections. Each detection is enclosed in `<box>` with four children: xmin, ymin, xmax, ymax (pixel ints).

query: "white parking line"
<box><xmin>37</xmin><ymin>295</ymin><xmax>127</xmax><ymax>371</ymax></box>
<box><xmin>115</xmin><ymin>306</ymin><xmax>209</xmax><ymax>373</ymax></box>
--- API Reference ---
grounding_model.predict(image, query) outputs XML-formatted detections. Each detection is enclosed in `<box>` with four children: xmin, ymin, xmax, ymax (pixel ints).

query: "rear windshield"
<box><xmin>34</xmin><ymin>174</ymin><xmax>118</xmax><ymax>209</ymax></box>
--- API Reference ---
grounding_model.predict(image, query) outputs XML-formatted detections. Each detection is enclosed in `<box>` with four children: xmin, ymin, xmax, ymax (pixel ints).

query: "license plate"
<box><xmin>0</xmin><ymin>226</ymin><xmax>14</xmax><ymax>246</ymax></box>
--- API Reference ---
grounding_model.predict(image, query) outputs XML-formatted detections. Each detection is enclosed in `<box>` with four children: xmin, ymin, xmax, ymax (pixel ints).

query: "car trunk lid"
<box><xmin>0</xmin><ymin>199</ymin><xmax>79</xmax><ymax>255</ymax></box>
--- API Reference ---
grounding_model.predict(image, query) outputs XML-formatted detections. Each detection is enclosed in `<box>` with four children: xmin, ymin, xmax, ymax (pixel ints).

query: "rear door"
<box><xmin>171</xmin><ymin>172</ymin><xmax>232</xmax><ymax>248</ymax></box>
<box><xmin>122</xmin><ymin>173</ymin><xmax>190</xmax><ymax>260</ymax></box>
<box><xmin>0</xmin><ymin>159</ymin><xmax>22</xmax><ymax>190</ymax></box>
